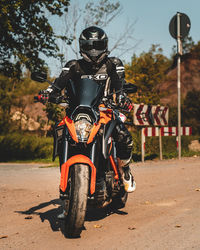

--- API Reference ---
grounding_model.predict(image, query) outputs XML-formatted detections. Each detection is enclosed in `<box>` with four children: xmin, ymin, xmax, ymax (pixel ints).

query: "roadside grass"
<box><xmin>3</xmin><ymin>157</ymin><xmax>60</xmax><ymax>167</ymax></box>
<box><xmin>0</xmin><ymin>133</ymin><xmax>199</xmax><ymax>163</ymax></box>
<box><xmin>132</xmin><ymin>149</ymin><xmax>200</xmax><ymax>162</ymax></box>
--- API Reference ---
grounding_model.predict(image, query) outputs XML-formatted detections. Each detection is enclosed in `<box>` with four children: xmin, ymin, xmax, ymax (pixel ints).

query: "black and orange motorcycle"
<box><xmin>32</xmin><ymin>72</ymin><xmax>137</xmax><ymax>237</ymax></box>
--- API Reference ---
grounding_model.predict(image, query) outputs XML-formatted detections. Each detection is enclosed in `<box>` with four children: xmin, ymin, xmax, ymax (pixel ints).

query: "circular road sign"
<box><xmin>169</xmin><ymin>12</ymin><xmax>191</xmax><ymax>40</ymax></box>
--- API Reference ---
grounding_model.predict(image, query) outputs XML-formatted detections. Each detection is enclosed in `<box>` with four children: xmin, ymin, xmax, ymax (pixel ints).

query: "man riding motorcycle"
<box><xmin>40</xmin><ymin>26</ymin><xmax>136</xmax><ymax>196</ymax></box>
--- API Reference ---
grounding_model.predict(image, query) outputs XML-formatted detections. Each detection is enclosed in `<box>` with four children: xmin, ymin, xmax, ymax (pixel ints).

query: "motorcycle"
<box><xmin>31</xmin><ymin>72</ymin><xmax>137</xmax><ymax>238</ymax></box>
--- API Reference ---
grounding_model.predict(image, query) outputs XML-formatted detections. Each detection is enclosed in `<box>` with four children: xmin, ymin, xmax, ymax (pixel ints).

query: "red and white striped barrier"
<box><xmin>141</xmin><ymin>127</ymin><xmax>192</xmax><ymax>162</ymax></box>
<box><xmin>144</xmin><ymin>127</ymin><xmax>192</xmax><ymax>137</ymax></box>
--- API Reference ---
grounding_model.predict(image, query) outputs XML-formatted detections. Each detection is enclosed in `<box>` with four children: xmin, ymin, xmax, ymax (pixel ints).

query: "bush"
<box><xmin>0</xmin><ymin>133</ymin><xmax>53</xmax><ymax>161</ymax></box>
<box><xmin>132</xmin><ymin>131</ymin><xmax>200</xmax><ymax>161</ymax></box>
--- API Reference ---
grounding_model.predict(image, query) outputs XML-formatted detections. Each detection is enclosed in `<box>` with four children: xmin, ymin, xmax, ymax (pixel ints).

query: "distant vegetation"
<box><xmin>0</xmin><ymin>133</ymin><xmax>53</xmax><ymax>161</ymax></box>
<box><xmin>1</xmin><ymin>39</ymin><xmax>200</xmax><ymax>161</ymax></box>
<box><xmin>0</xmin><ymin>1</ymin><xmax>200</xmax><ymax>161</ymax></box>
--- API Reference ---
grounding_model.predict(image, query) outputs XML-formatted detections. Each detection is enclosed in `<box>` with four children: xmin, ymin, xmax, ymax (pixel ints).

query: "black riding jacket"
<box><xmin>53</xmin><ymin>56</ymin><xmax>133</xmax><ymax>160</ymax></box>
<box><xmin>54</xmin><ymin>56</ymin><xmax>125</xmax><ymax>94</ymax></box>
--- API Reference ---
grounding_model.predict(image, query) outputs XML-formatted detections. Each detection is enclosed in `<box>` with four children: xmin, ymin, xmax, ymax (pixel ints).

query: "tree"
<box><xmin>0</xmin><ymin>75</ymin><xmax>15</xmax><ymax>133</ymax></box>
<box><xmin>0</xmin><ymin>0</ymin><xmax>70</xmax><ymax>78</ymax></box>
<box><xmin>0</xmin><ymin>72</ymin><xmax>49</xmax><ymax>134</ymax></box>
<box><xmin>58</xmin><ymin>0</ymin><xmax>138</xmax><ymax>64</ymax></box>
<box><xmin>182</xmin><ymin>89</ymin><xmax>200</xmax><ymax>134</ymax></box>
<box><xmin>171</xmin><ymin>36</ymin><xmax>195</xmax><ymax>57</ymax></box>
<box><xmin>125</xmin><ymin>45</ymin><xmax>171</xmax><ymax>105</ymax></box>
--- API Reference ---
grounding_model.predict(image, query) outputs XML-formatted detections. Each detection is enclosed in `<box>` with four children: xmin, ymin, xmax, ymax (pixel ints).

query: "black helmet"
<box><xmin>79</xmin><ymin>26</ymin><xmax>108</xmax><ymax>64</ymax></box>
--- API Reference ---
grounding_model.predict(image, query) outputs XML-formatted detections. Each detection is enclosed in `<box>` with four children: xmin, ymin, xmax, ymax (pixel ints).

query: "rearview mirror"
<box><xmin>31</xmin><ymin>72</ymin><xmax>47</xmax><ymax>83</ymax></box>
<box><xmin>123</xmin><ymin>83</ymin><xmax>137</xmax><ymax>93</ymax></box>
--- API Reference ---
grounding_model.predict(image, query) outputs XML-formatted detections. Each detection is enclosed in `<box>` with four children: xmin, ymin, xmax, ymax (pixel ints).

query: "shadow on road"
<box><xmin>86</xmin><ymin>205</ymin><xmax>128</xmax><ymax>221</ymax></box>
<box><xmin>15</xmin><ymin>199</ymin><xmax>128</xmax><ymax>233</ymax></box>
<box><xmin>15</xmin><ymin>199</ymin><xmax>63</xmax><ymax>232</ymax></box>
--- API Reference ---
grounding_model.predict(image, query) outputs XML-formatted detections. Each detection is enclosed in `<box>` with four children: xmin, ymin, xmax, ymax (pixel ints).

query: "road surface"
<box><xmin>0</xmin><ymin>157</ymin><xmax>200</xmax><ymax>250</ymax></box>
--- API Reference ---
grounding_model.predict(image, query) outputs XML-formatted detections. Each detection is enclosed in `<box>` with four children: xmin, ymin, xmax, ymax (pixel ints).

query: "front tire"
<box><xmin>64</xmin><ymin>164</ymin><xmax>89</xmax><ymax>238</ymax></box>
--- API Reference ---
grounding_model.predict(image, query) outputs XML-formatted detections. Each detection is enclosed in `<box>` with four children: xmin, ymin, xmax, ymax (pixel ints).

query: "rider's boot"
<box><xmin>57</xmin><ymin>209</ymin><xmax>66</xmax><ymax>220</ymax></box>
<box><xmin>118</xmin><ymin>158</ymin><xmax>136</xmax><ymax>193</ymax></box>
<box><xmin>57</xmin><ymin>196</ymin><xmax>68</xmax><ymax>220</ymax></box>
<box><xmin>121</xmin><ymin>165</ymin><xmax>136</xmax><ymax>193</ymax></box>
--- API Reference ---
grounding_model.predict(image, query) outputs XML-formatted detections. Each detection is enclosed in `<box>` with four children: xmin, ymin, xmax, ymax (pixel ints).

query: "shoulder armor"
<box><xmin>61</xmin><ymin>60</ymin><xmax>77</xmax><ymax>73</ymax></box>
<box><xmin>109</xmin><ymin>57</ymin><xmax>125</xmax><ymax>79</ymax></box>
<box><xmin>109</xmin><ymin>57</ymin><xmax>123</xmax><ymax>66</ymax></box>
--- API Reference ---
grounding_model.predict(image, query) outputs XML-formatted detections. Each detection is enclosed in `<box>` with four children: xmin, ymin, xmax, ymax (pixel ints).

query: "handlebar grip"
<box><xmin>34</xmin><ymin>95</ymin><xmax>48</xmax><ymax>103</ymax></box>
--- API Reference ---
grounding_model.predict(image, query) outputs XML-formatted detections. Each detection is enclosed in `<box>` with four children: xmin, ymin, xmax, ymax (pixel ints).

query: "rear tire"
<box><xmin>64</xmin><ymin>164</ymin><xmax>89</xmax><ymax>238</ymax></box>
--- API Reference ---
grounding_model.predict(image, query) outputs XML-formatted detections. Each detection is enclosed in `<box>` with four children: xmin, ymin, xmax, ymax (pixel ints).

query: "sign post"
<box><xmin>169</xmin><ymin>12</ymin><xmax>191</xmax><ymax>159</ymax></box>
<box><xmin>177</xmin><ymin>13</ymin><xmax>182</xmax><ymax>159</ymax></box>
<box><xmin>159</xmin><ymin>127</ymin><xmax>163</xmax><ymax>160</ymax></box>
<box><xmin>141</xmin><ymin>128</ymin><xmax>145</xmax><ymax>162</ymax></box>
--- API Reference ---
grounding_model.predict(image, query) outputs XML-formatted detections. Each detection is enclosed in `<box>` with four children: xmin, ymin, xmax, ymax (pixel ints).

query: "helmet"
<box><xmin>79</xmin><ymin>26</ymin><xmax>108</xmax><ymax>64</ymax></box>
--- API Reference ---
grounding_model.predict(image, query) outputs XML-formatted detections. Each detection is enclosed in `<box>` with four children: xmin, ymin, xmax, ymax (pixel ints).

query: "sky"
<box><xmin>117</xmin><ymin>0</ymin><xmax>199</xmax><ymax>58</ymax></box>
<box><xmin>48</xmin><ymin>0</ymin><xmax>200</xmax><ymax>76</ymax></box>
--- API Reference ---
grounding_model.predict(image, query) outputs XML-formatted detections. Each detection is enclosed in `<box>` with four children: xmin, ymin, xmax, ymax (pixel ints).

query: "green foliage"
<box><xmin>44</xmin><ymin>103</ymin><xmax>64</xmax><ymax>127</ymax></box>
<box><xmin>0</xmin><ymin>133</ymin><xmax>53</xmax><ymax>161</ymax></box>
<box><xmin>0</xmin><ymin>0</ymin><xmax>70</xmax><ymax>78</ymax></box>
<box><xmin>0</xmin><ymin>74</ymin><xmax>48</xmax><ymax>134</ymax></box>
<box><xmin>125</xmin><ymin>45</ymin><xmax>171</xmax><ymax>105</ymax></box>
<box><xmin>182</xmin><ymin>89</ymin><xmax>200</xmax><ymax>134</ymax></box>
<box><xmin>191</xmin><ymin>41</ymin><xmax>200</xmax><ymax>57</ymax></box>
<box><xmin>131</xmin><ymin>132</ymin><xmax>200</xmax><ymax>161</ymax></box>
<box><xmin>0</xmin><ymin>75</ymin><xmax>16</xmax><ymax>133</ymax></box>
<box><xmin>168</xmin><ymin>106</ymin><xmax>178</xmax><ymax>127</ymax></box>
<box><xmin>171</xmin><ymin>36</ymin><xmax>195</xmax><ymax>56</ymax></box>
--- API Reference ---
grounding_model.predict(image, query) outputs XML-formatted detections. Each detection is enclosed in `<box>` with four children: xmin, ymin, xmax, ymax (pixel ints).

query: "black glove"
<box><xmin>49</xmin><ymin>91</ymin><xmax>62</xmax><ymax>104</ymax></box>
<box><xmin>117</xmin><ymin>94</ymin><xmax>133</xmax><ymax>112</ymax></box>
<box><xmin>37</xmin><ymin>91</ymin><xmax>49</xmax><ymax>103</ymax></box>
<box><xmin>102</xmin><ymin>96</ymin><xmax>116</xmax><ymax>109</ymax></box>
<box><xmin>38</xmin><ymin>86</ymin><xmax>61</xmax><ymax>104</ymax></box>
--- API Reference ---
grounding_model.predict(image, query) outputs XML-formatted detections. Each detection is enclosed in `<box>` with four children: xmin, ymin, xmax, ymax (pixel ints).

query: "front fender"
<box><xmin>60</xmin><ymin>155</ymin><xmax>96</xmax><ymax>195</ymax></box>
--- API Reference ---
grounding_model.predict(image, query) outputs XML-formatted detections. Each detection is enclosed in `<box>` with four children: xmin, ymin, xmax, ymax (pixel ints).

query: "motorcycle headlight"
<box><xmin>74</xmin><ymin>119</ymin><xmax>93</xmax><ymax>142</ymax></box>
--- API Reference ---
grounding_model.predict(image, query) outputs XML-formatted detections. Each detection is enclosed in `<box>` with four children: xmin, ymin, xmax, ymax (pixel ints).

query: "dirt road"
<box><xmin>0</xmin><ymin>157</ymin><xmax>200</xmax><ymax>250</ymax></box>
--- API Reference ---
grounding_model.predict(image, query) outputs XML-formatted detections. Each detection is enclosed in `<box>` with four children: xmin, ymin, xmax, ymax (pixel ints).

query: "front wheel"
<box><xmin>64</xmin><ymin>164</ymin><xmax>89</xmax><ymax>238</ymax></box>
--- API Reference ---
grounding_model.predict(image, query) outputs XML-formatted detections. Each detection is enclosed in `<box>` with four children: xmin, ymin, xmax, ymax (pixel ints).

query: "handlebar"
<box><xmin>34</xmin><ymin>95</ymin><xmax>68</xmax><ymax>105</ymax></box>
<box><xmin>34</xmin><ymin>94</ymin><xmax>132</xmax><ymax>112</ymax></box>
<box><xmin>34</xmin><ymin>95</ymin><xmax>47</xmax><ymax>103</ymax></box>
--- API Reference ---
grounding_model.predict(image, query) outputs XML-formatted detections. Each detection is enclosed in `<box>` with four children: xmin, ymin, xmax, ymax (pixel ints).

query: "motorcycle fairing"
<box><xmin>87</xmin><ymin>123</ymin><xmax>101</xmax><ymax>144</ymax></box>
<box><xmin>57</xmin><ymin>116</ymin><xmax>78</xmax><ymax>143</ymax></box>
<box><xmin>64</xmin><ymin>116</ymin><xmax>78</xmax><ymax>143</ymax></box>
<box><xmin>60</xmin><ymin>154</ymin><xmax>96</xmax><ymax>195</ymax></box>
<box><xmin>87</xmin><ymin>107</ymin><xmax>112</xmax><ymax>144</ymax></box>
<box><xmin>68</xmin><ymin>78</ymin><xmax>103</xmax><ymax>108</ymax></box>
<box><xmin>102</xmin><ymin>119</ymin><xmax>117</xmax><ymax>159</ymax></box>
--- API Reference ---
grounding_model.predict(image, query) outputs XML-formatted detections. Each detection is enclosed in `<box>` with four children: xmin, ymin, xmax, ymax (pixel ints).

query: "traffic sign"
<box><xmin>133</xmin><ymin>104</ymin><xmax>169</xmax><ymax>126</ymax></box>
<box><xmin>152</xmin><ymin>105</ymin><xmax>169</xmax><ymax>126</ymax></box>
<box><xmin>133</xmin><ymin>104</ymin><xmax>154</xmax><ymax>126</ymax></box>
<box><xmin>169</xmin><ymin>12</ymin><xmax>191</xmax><ymax>40</ymax></box>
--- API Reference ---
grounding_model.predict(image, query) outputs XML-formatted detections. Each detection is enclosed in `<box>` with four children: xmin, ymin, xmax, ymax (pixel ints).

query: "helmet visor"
<box><xmin>80</xmin><ymin>39</ymin><xmax>107</xmax><ymax>51</ymax></box>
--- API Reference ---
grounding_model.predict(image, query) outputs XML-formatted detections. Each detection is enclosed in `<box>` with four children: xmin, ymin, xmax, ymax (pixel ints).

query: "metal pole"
<box><xmin>159</xmin><ymin>127</ymin><xmax>163</xmax><ymax>160</ymax></box>
<box><xmin>177</xmin><ymin>12</ymin><xmax>182</xmax><ymax>159</ymax></box>
<box><xmin>141</xmin><ymin>128</ymin><xmax>145</xmax><ymax>162</ymax></box>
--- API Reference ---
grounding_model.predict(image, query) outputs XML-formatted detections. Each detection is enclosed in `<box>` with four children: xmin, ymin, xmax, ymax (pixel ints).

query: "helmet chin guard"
<box><xmin>81</xmin><ymin>51</ymin><xmax>109</xmax><ymax>64</ymax></box>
